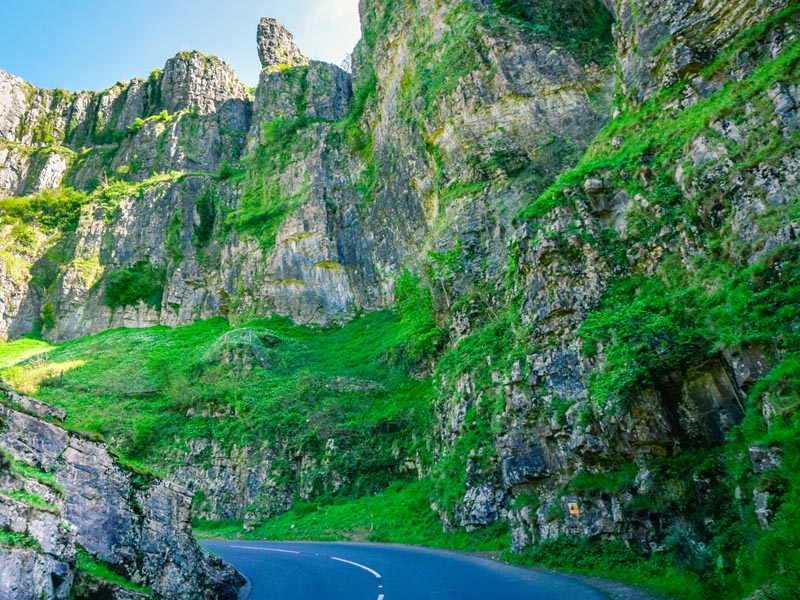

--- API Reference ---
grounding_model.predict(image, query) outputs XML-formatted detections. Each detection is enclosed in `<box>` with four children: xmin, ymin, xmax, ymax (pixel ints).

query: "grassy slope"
<box><xmin>0</xmin><ymin>303</ymin><xmax>509</xmax><ymax>553</ymax></box>
<box><xmin>0</xmin><ymin>310</ymin><xmax>434</xmax><ymax>489</ymax></box>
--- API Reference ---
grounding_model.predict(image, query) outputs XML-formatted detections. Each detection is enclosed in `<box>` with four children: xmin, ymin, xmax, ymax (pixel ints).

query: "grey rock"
<box><xmin>461</xmin><ymin>484</ymin><xmax>500</xmax><ymax>528</ymax></box>
<box><xmin>754</xmin><ymin>489</ymin><xmax>772</xmax><ymax>528</ymax></box>
<box><xmin>3</xmin><ymin>389</ymin><xmax>67</xmax><ymax>422</ymax></box>
<box><xmin>672</xmin><ymin>43</ymin><xmax>710</xmax><ymax>77</ymax></box>
<box><xmin>257</xmin><ymin>18</ymin><xmax>308</xmax><ymax>70</ymax></box>
<box><xmin>0</xmin><ymin>391</ymin><xmax>244</xmax><ymax>599</ymax></box>
<box><xmin>160</xmin><ymin>51</ymin><xmax>249</xmax><ymax>117</ymax></box>
<box><xmin>0</xmin><ymin>548</ymin><xmax>72</xmax><ymax>600</ymax></box>
<box><xmin>768</xmin><ymin>81</ymin><xmax>800</xmax><ymax>134</ymax></box>
<box><xmin>749</xmin><ymin>446</ymin><xmax>782</xmax><ymax>474</ymax></box>
<box><xmin>583</xmin><ymin>178</ymin><xmax>610</xmax><ymax>196</ymax></box>
<box><xmin>503</xmin><ymin>446</ymin><xmax>550</xmax><ymax>487</ymax></box>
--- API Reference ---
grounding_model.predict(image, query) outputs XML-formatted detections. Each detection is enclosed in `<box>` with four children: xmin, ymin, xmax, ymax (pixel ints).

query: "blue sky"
<box><xmin>1</xmin><ymin>0</ymin><xmax>361</xmax><ymax>91</ymax></box>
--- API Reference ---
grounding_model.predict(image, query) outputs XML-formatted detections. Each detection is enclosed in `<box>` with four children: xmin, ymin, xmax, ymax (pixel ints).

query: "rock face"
<box><xmin>608</xmin><ymin>0</ymin><xmax>792</xmax><ymax>102</ymax></box>
<box><xmin>0</xmin><ymin>389</ymin><xmax>243</xmax><ymax>599</ymax></box>
<box><xmin>0</xmin><ymin>2</ymin><xmax>798</xmax><ymax>590</ymax></box>
<box><xmin>257</xmin><ymin>18</ymin><xmax>308</xmax><ymax>70</ymax></box>
<box><xmin>0</xmin><ymin>0</ymin><xmax>611</xmax><ymax>342</ymax></box>
<box><xmin>426</xmin><ymin>0</ymin><xmax>800</xmax><ymax>561</ymax></box>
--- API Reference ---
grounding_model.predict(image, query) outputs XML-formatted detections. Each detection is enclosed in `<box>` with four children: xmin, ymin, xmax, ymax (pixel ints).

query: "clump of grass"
<box><xmin>0</xmin><ymin>528</ymin><xmax>41</xmax><ymax>551</ymax></box>
<box><xmin>1</xmin><ymin>489</ymin><xmax>59</xmax><ymax>513</ymax></box>
<box><xmin>104</xmin><ymin>261</ymin><xmax>166</xmax><ymax>310</ymax></box>
<box><xmin>75</xmin><ymin>547</ymin><xmax>151</xmax><ymax>594</ymax></box>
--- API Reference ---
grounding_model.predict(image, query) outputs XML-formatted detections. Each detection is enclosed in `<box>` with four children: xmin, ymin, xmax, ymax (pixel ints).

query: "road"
<box><xmin>202</xmin><ymin>540</ymin><xmax>608</xmax><ymax>600</ymax></box>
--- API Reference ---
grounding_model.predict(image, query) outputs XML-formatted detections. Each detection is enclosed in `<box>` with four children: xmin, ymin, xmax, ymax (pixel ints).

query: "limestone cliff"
<box><xmin>0</xmin><ymin>388</ymin><xmax>243</xmax><ymax>599</ymax></box>
<box><xmin>0</xmin><ymin>3</ymin><xmax>610</xmax><ymax>341</ymax></box>
<box><xmin>0</xmin><ymin>1</ymin><xmax>799</xmax><ymax>597</ymax></box>
<box><xmin>424</xmin><ymin>0</ymin><xmax>799</xmax><ymax>571</ymax></box>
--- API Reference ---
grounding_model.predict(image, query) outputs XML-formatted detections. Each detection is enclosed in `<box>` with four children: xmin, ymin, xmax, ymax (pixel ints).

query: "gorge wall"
<box><xmin>0</xmin><ymin>1</ymin><xmax>611</xmax><ymax>343</ymax></box>
<box><xmin>0</xmin><ymin>388</ymin><xmax>242</xmax><ymax>599</ymax></box>
<box><xmin>1</xmin><ymin>0</ymin><xmax>799</xmax><ymax>598</ymax></box>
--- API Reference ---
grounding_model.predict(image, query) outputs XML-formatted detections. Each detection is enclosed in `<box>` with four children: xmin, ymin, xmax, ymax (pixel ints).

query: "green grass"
<box><xmin>0</xmin><ymin>187</ymin><xmax>89</xmax><ymax>232</ymax></box>
<box><xmin>505</xmin><ymin>537</ymin><xmax>707</xmax><ymax>600</ymax></box>
<box><xmin>9</xmin><ymin>463</ymin><xmax>65</xmax><ymax>497</ymax></box>
<box><xmin>194</xmin><ymin>479</ymin><xmax>510</xmax><ymax>551</ymax></box>
<box><xmin>0</xmin><ymin>338</ymin><xmax>53</xmax><ymax>369</ymax></box>
<box><xmin>0</xmin><ymin>528</ymin><xmax>41</xmax><ymax>551</ymax></box>
<box><xmin>0</xmin><ymin>310</ymin><xmax>437</xmax><ymax>501</ymax></box>
<box><xmin>1</xmin><ymin>489</ymin><xmax>59</xmax><ymax>512</ymax></box>
<box><xmin>74</xmin><ymin>548</ymin><xmax>151</xmax><ymax>595</ymax></box>
<box><xmin>104</xmin><ymin>261</ymin><xmax>166</xmax><ymax>310</ymax></box>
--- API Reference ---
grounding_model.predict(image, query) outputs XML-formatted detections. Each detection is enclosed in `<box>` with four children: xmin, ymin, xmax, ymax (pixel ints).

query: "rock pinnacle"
<box><xmin>257</xmin><ymin>18</ymin><xmax>308</xmax><ymax>70</ymax></box>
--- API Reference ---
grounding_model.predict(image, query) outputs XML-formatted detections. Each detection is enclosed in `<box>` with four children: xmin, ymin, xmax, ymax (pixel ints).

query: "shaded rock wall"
<box><xmin>0</xmin><ymin>389</ymin><xmax>243</xmax><ymax>599</ymax></box>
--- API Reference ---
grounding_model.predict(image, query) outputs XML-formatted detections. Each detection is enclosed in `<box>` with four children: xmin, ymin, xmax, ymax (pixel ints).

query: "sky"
<box><xmin>0</xmin><ymin>0</ymin><xmax>362</xmax><ymax>91</ymax></box>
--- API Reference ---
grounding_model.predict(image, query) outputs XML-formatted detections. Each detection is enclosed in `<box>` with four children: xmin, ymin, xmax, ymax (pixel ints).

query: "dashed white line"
<box><xmin>230</xmin><ymin>545</ymin><xmax>300</xmax><ymax>554</ymax></box>
<box><xmin>378</xmin><ymin>595</ymin><xmax>384</xmax><ymax>600</ymax></box>
<box><xmin>330</xmin><ymin>556</ymin><xmax>383</xmax><ymax>579</ymax></box>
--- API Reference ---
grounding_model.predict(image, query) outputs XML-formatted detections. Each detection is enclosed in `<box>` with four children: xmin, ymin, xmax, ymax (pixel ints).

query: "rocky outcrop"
<box><xmin>428</xmin><ymin>0</ymin><xmax>800</xmax><ymax>560</ymax></box>
<box><xmin>257</xmin><ymin>18</ymin><xmax>308</xmax><ymax>71</ymax></box>
<box><xmin>0</xmin><ymin>0</ymin><xmax>613</xmax><ymax>341</ymax></box>
<box><xmin>608</xmin><ymin>0</ymin><xmax>792</xmax><ymax>102</ymax></box>
<box><xmin>0</xmin><ymin>49</ymin><xmax>251</xmax><ymax>199</ymax></box>
<box><xmin>0</xmin><ymin>389</ymin><xmax>243</xmax><ymax>599</ymax></box>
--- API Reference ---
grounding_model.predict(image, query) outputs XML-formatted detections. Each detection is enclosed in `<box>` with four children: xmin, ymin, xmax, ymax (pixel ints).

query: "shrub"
<box><xmin>0</xmin><ymin>187</ymin><xmax>89</xmax><ymax>232</ymax></box>
<box><xmin>104</xmin><ymin>261</ymin><xmax>165</xmax><ymax>310</ymax></box>
<box><xmin>41</xmin><ymin>302</ymin><xmax>56</xmax><ymax>330</ymax></box>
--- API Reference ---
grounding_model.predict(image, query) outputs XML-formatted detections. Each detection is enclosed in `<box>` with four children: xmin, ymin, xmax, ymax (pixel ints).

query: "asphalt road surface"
<box><xmin>202</xmin><ymin>540</ymin><xmax>608</xmax><ymax>600</ymax></box>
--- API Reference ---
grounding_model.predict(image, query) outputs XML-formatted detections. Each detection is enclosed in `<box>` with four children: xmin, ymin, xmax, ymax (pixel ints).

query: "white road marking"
<box><xmin>330</xmin><ymin>556</ymin><xmax>383</xmax><ymax>579</ymax></box>
<box><xmin>230</xmin><ymin>545</ymin><xmax>300</xmax><ymax>554</ymax></box>
<box><xmin>378</xmin><ymin>595</ymin><xmax>384</xmax><ymax>600</ymax></box>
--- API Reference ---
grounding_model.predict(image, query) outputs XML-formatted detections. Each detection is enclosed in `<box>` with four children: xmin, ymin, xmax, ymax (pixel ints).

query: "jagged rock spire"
<box><xmin>257</xmin><ymin>18</ymin><xmax>308</xmax><ymax>70</ymax></box>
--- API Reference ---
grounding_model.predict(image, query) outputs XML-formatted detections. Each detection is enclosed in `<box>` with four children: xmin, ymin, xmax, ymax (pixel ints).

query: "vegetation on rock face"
<box><xmin>1</xmin><ymin>1</ymin><xmax>799</xmax><ymax>599</ymax></box>
<box><xmin>423</xmin><ymin>4</ymin><xmax>800</xmax><ymax>598</ymax></box>
<box><xmin>71</xmin><ymin>548</ymin><xmax>152</xmax><ymax>596</ymax></box>
<box><xmin>0</xmin><ymin>187</ymin><xmax>89</xmax><ymax>232</ymax></box>
<box><xmin>492</xmin><ymin>0</ymin><xmax>614</xmax><ymax>65</ymax></box>
<box><xmin>104</xmin><ymin>261</ymin><xmax>166</xmax><ymax>310</ymax></box>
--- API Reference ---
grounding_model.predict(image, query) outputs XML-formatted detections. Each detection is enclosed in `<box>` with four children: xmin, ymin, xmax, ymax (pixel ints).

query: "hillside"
<box><xmin>1</xmin><ymin>0</ymin><xmax>799</xmax><ymax>598</ymax></box>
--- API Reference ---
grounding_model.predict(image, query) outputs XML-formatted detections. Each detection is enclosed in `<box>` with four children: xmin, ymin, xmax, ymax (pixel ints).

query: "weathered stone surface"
<box><xmin>0</xmin><ymin>548</ymin><xmax>72</xmax><ymax>600</ymax></box>
<box><xmin>249</xmin><ymin>61</ymin><xmax>352</xmax><ymax>130</ymax></box>
<box><xmin>0</xmin><ymin>391</ymin><xmax>244</xmax><ymax>599</ymax></box>
<box><xmin>0</xmin><ymin>68</ymin><xmax>33</xmax><ymax>142</ymax></box>
<box><xmin>749</xmin><ymin>446</ymin><xmax>782</xmax><ymax>474</ymax></box>
<box><xmin>257</xmin><ymin>18</ymin><xmax>308</xmax><ymax>70</ymax></box>
<box><xmin>461</xmin><ymin>484</ymin><xmax>501</xmax><ymax>528</ymax></box>
<box><xmin>160</xmin><ymin>51</ymin><xmax>250</xmax><ymax>117</ymax></box>
<box><xmin>503</xmin><ymin>446</ymin><xmax>550</xmax><ymax>487</ymax></box>
<box><xmin>2</xmin><ymin>388</ymin><xmax>67</xmax><ymax>421</ymax></box>
<box><xmin>611</xmin><ymin>0</ymin><xmax>792</xmax><ymax>103</ymax></box>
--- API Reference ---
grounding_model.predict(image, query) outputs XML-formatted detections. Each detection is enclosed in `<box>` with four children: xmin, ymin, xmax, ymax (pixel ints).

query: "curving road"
<box><xmin>202</xmin><ymin>540</ymin><xmax>608</xmax><ymax>600</ymax></box>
